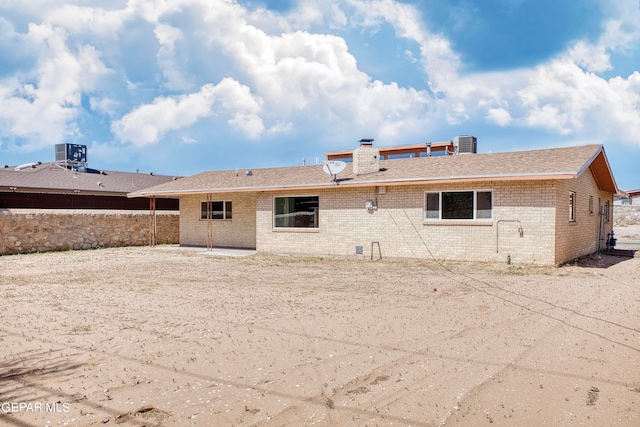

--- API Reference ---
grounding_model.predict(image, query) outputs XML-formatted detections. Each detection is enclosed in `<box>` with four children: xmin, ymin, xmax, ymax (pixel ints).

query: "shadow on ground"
<box><xmin>574</xmin><ymin>251</ymin><xmax>637</xmax><ymax>268</ymax></box>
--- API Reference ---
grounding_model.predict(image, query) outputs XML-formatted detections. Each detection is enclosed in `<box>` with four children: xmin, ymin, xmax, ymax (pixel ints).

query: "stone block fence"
<box><xmin>0</xmin><ymin>209</ymin><xmax>179</xmax><ymax>255</ymax></box>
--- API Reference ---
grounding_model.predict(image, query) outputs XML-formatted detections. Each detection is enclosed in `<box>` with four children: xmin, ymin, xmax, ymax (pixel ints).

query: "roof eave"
<box><xmin>128</xmin><ymin>172</ymin><xmax>579</xmax><ymax>197</ymax></box>
<box><xmin>2</xmin><ymin>186</ymin><xmax>129</xmax><ymax>197</ymax></box>
<box><xmin>578</xmin><ymin>146</ymin><xmax>619</xmax><ymax>194</ymax></box>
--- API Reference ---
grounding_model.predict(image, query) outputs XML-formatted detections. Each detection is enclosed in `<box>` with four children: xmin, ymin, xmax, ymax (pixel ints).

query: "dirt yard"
<box><xmin>1</xmin><ymin>247</ymin><xmax>639</xmax><ymax>427</ymax></box>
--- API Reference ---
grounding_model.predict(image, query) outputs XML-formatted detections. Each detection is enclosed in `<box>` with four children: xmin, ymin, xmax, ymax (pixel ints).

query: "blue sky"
<box><xmin>0</xmin><ymin>0</ymin><xmax>639</xmax><ymax>190</ymax></box>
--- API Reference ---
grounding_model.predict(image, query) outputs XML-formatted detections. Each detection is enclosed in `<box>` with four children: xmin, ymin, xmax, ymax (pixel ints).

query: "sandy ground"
<box><xmin>0</xmin><ymin>246</ymin><xmax>639</xmax><ymax>427</ymax></box>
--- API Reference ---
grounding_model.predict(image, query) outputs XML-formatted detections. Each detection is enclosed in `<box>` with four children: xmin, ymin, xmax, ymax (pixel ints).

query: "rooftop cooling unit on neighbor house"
<box><xmin>55</xmin><ymin>143</ymin><xmax>88</xmax><ymax>172</ymax></box>
<box><xmin>453</xmin><ymin>136</ymin><xmax>477</xmax><ymax>154</ymax></box>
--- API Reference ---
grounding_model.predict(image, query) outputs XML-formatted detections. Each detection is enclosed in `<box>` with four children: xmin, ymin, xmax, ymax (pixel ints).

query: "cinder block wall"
<box><xmin>0</xmin><ymin>209</ymin><xmax>179</xmax><ymax>255</ymax></box>
<box><xmin>179</xmin><ymin>193</ymin><xmax>256</xmax><ymax>248</ymax></box>
<box><xmin>554</xmin><ymin>169</ymin><xmax>613</xmax><ymax>265</ymax></box>
<box><xmin>255</xmin><ymin>180</ymin><xmax>561</xmax><ymax>264</ymax></box>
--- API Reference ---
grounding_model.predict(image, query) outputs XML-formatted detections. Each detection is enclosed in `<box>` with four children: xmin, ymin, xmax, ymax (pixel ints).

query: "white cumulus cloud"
<box><xmin>154</xmin><ymin>23</ymin><xmax>192</xmax><ymax>91</ymax></box>
<box><xmin>0</xmin><ymin>23</ymin><xmax>110</xmax><ymax>148</ymax></box>
<box><xmin>486</xmin><ymin>108</ymin><xmax>512</xmax><ymax>127</ymax></box>
<box><xmin>47</xmin><ymin>4</ymin><xmax>132</xmax><ymax>35</ymax></box>
<box><xmin>2</xmin><ymin>0</ymin><xmax>640</xmax><ymax>155</ymax></box>
<box><xmin>112</xmin><ymin>78</ymin><xmax>264</xmax><ymax>145</ymax></box>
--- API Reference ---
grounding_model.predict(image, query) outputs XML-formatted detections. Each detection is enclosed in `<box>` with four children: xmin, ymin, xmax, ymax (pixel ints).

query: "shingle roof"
<box><xmin>128</xmin><ymin>144</ymin><xmax>619</xmax><ymax>197</ymax></box>
<box><xmin>0</xmin><ymin>162</ymin><xmax>180</xmax><ymax>196</ymax></box>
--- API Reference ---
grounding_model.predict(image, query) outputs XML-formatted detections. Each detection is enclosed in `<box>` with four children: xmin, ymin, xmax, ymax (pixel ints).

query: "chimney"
<box><xmin>353</xmin><ymin>139</ymin><xmax>380</xmax><ymax>175</ymax></box>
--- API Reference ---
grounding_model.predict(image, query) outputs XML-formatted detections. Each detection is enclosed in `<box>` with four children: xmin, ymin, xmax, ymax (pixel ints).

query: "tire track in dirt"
<box><xmin>430</xmin><ymin>272</ymin><xmax>640</xmax><ymax>353</ymax></box>
<box><xmin>439</xmin><ymin>274</ymin><xmax>639</xmax><ymax>426</ymax></box>
<box><xmin>320</xmin><ymin>269</ymin><xmax>638</xmax><ymax>425</ymax></box>
<box><xmin>320</xmin><ymin>307</ymin><xmax>567</xmax><ymax>425</ymax></box>
<box><xmin>0</xmin><ymin>326</ymin><xmax>433</xmax><ymax>426</ymax></box>
<box><xmin>2</xmin><ymin>248</ymin><xmax>639</xmax><ymax>426</ymax></box>
<box><xmin>260</xmin><ymin>286</ymin><xmax>597</xmax><ymax>425</ymax></box>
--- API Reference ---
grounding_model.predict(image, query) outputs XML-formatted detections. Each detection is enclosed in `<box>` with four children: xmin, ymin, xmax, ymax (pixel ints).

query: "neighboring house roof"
<box><xmin>128</xmin><ymin>144</ymin><xmax>619</xmax><ymax>198</ymax></box>
<box><xmin>627</xmin><ymin>189</ymin><xmax>640</xmax><ymax>198</ymax></box>
<box><xmin>0</xmin><ymin>162</ymin><xmax>180</xmax><ymax>196</ymax></box>
<box><xmin>326</xmin><ymin>141</ymin><xmax>455</xmax><ymax>160</ymax></box>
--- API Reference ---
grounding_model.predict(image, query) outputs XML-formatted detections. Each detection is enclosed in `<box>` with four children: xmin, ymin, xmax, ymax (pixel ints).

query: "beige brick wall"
<box><xmin>554</xmin><ymin>168</ymin><xmax>613</xmax><ymax>265</ymax></box>
<box><xmin>0</xmin><ymin>209</ymin><xmax>178</xmax><ymax>255</ymax></box>
<box><xmin>492</xmin><ymin>180</ymin><xmax>557</xmax><ymax>265</ymax></box>
<box><xmin>255</xmin><ymin>180</ymin><xmax>560</xmax><ymax>264</ymax></box>
<box><xmin>179</xmin><ymin>193</ymin><xmax>256</xmax><ymax>248</ymax></box>
<box><xmin>177</xmin><ymin>176</ymin><xmax>613</xmax><ymax>265</ymax></box>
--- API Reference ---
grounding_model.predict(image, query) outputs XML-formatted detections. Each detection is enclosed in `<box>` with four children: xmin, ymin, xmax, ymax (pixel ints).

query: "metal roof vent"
<box><xmin>453</xmin><ymin>136</ymin><xmax>477</xmax><ymax>154</ymax></box>
<box><xmin>359</xmin><ymin>138</ymin><xmax>374</xmax><ymax>146</ymax></box>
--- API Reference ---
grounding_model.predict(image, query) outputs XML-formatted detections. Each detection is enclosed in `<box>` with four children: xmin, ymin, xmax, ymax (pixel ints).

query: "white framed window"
<box><xmin>569</xmin><ymin>192</ymin><xmax>576</xmax><ymax>222</ymax></box>
<box><xmin>424</xmin><ymin>190</ymin><xmax>492</xmax><ymax>220</ymax></box>
<box><xmin>274</xmin><ymin>196</ymin><xmax>319</xmax><ymax>228</ymax></box>
<box><xmin>200</xmin><ymin>200</ymin><xmax>232</xmax><ymax>220</ymax></box>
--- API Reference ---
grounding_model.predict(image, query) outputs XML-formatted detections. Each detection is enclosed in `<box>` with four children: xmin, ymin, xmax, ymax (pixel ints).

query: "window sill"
<box><xmin>423</xmin><ymin>219</ymin><xmax>493</xmax><ymax>226</ymax></box>
<box><xmin>272</xmin><ymin>227</ymin><xmax>320</xmax><ymax>233</ymax></box>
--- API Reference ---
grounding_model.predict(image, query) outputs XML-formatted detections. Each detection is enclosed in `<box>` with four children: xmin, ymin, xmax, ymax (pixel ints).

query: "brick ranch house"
<box><xmin>129</xmin><ymin>139</ymin><xmax>619</xmax><ymax>265</ymax></box>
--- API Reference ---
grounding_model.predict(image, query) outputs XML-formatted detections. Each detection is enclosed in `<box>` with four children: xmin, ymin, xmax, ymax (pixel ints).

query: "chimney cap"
<box><xmin>359</xmin><ymin>138</ymin><xmax>374</xmax><ymax>146</ymax></box>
